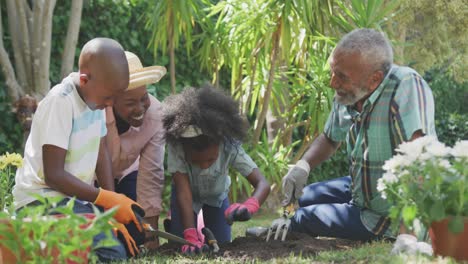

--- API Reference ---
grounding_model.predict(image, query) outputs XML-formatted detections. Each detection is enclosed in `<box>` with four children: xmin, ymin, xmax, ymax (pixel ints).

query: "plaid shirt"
<box><xmin>324</xmin><ymin>65</ymin><xmax>436</xmax><ymax>237</ymax></box>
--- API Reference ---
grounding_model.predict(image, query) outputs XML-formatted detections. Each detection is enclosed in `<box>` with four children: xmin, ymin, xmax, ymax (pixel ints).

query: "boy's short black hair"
<box><xmin>162</xmin><ymin>85</ymin><xmax>248</xmax><ymax>150</ymax></box>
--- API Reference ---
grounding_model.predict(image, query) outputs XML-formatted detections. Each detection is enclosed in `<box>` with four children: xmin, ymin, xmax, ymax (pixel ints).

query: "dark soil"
<box><xmin>156</xmin><ymin>232</ymin><xmax>361</xmax><ymax>261</ymax></box>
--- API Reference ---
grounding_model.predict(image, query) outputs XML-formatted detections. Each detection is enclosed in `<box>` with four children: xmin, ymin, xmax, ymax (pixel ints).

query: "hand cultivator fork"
<box><xmin>266</xmin><ymin>203</ymin><xmax>295</xmax><ymax>242</ymax></box>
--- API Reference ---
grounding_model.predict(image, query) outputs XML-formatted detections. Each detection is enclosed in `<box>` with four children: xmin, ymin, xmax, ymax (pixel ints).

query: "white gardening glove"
<box><xmin>281</xmin><ymin>160</ymin><xmax>310</xmax><ymax>206</ymax></box>
<box><xmin>391</xmin><ymin>234</ymin><xmax>433</xmax><ymax>256</ymax></box>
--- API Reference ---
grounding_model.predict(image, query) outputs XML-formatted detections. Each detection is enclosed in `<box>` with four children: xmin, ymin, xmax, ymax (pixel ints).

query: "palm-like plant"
<box><xmin>147</xmin><ymin>0</ymin><xmax>208</xmax><ymax>94</ymax></box>
<box><xmin>208</xmin><ymin>0</ymin><xmax>338</xmax><ymax>146</ymax></box>
<box><xmin>330</xmin><ymin>0</ymin><xmax>399</xmax><ymax>31</ymax></box>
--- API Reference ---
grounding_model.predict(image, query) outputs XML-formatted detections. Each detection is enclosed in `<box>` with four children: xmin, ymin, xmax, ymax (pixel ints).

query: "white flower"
<box><xmin>377</xmin><ymin>178</ymin><xmax>387</xmax><ymax>192</ymax></box>
<box><xmin>400</xmin><ymin>169</ymin><xmax>410</xmax><ymax>176</ymax></box>
<box><xmin>425</xmin><ymin>141</ymin><xmax>451</xmax><ymax>157</ymax></box>
<box><xmin>383</xmin><ymin>155</ymin><xmax>410</xmax><ymax>171</ymax></box>
<box><xmin>381</xmin><ymin>190</ymin><xmax>387</xmax><ymax>199</ymax></box>
<box><xmin>397</xmin><ymin>136</ymin><xmax>437</xmax><ymax>156</ymax></box>
<box><xmin>451</xmin><ymin>140</ymin><xmax>468</xmax><ymax>158</ymax></box>
<box><xmin>419</xmin><ymin>152</ymin><xmax>432</xmax><ymax>161</ymax></box>
<box><xmin>381</xmin><ymin>171</ymin><xmax>399</xmax><ymax>184</ymax></box>
<box><xmin>438</xmin><ymin>159</ymin><xmax>451</xmax><ymax>169</ymax></box>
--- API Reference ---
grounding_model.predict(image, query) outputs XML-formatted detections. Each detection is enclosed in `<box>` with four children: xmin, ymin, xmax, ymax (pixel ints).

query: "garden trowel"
<box><xmin>132</xmin><ymin>205</ymin><xmax>197</xmax><ymax>247</ymax></box>
<box><xmin>145</xmin><ymin>224</ymin><xmax>198</xmax><ymax>247</ymax></box>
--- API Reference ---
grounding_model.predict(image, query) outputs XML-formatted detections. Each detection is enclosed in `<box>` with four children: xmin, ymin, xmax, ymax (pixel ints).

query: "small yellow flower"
<box><xmin>0</xmin><ymin>152</ymin><xmax>23</xmax><ymax>170</ymax></box>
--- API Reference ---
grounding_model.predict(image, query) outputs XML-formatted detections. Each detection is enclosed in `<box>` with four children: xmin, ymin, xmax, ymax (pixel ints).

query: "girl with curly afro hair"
<box><xmin>162</xmin><ymin>85</ymin><xmax>270</xmax><ymax>253</ymax></box>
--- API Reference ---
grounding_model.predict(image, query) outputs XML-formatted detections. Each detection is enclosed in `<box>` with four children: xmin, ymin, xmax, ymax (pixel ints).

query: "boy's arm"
<box><xmin>43</xmin><ymin>144</ymin><xmax>99</xmax><ymax>202</ymax></box>
<box><xmin>43</xmin><ymin>143</ymin><xmax>144</xmax><ymax>229</ymax></box>
<box><xmin>95</xmin><ymin>136</ymin><xmax>115</xmax><ymax>191</ymax></box>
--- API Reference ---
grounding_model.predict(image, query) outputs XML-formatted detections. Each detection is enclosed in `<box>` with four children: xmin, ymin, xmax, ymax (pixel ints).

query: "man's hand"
<box><xmin>94</xmin><ymin>188</ymin><xmax>145</xmax><ymax>231</ymax></box>
<box><xmin>281</xmin><ymin>160</ymin><xmax>310</xmax><ymax>206</ymax></box>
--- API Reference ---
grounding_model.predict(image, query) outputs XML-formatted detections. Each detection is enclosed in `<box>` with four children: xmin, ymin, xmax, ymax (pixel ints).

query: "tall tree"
<box><xmin>0</xmin><ymin>0</ymin><xmax>83</xmax><ymax>144</ymax></box>
<box><xmin>209</xmin><ymin>0</ymin><xmax>338</xmax><ymax>146</ymax></box>
<box><xmin>60</xmin><ymin>0</ymin><xmax>83</xmax><ymax>78</ymax></box>
<box><xmin>0</xmin><ymin>0</ymin><xmax>83</xmax><ymax>102</ymax></box>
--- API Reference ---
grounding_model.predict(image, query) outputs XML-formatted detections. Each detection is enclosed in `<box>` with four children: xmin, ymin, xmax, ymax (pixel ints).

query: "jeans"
<box><xmin>290</xmin><ymin>176</ymin><xmax>381</xmax><ymax>241</ymax></box>
<box><xmin>23</xmin><ymin>198</ymin><xmax>127</xmax><ymax>262</ymax></box>
<box><xmin>169</xmin><ymin>186</ymin><xmax>232</xmax><ymax>243</ymax></box>
<box><xmin>115</xmin><ymin>170</ymin><xmax>138</xmax><ymax>202</ymax></box>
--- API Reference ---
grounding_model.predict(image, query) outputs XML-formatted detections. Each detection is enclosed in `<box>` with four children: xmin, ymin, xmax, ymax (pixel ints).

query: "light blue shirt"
<box><xmin>167</xmin><ymin>141</ymin><xmax>257</xmax><ymax>212</ymax></box>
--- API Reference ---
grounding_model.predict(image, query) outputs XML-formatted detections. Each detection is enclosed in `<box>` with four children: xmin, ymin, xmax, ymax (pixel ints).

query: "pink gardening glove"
<box><xmin>224</xmin><ymin>197</ymin><xmax>260</xmax><ymax>225</ymax></box>
<box><xmin>181</xmin><ymin>228</ymin><xmax>209</xmax><ymax>254</ymax></box>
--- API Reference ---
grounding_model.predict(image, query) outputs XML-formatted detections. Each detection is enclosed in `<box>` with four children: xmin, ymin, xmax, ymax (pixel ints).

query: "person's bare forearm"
<box><xmin>95</xmin><ymin>137</ymin><xmax>115</xmax><ymax>191</ymax></box>
<box><xmin>173</xmin><ymin>173</ymin><xmax>195</xmax><ymax>230</ymax></box>
<box><xmin>301</xmin><ymin>133</ymin><xmax>341</xmax><ymax>170</ymax></box>
<box><xmin>43</xmin><ymin>144</ymin><xmax>100</xmax><ymax>202</ymax></box>
<box><xmin>45</xmin><ymin>169</ymin><xmax>100</xmax><ymax>202</ymax></box>
<box><xmin>248</xmin><ymin>169</ymin><xmax>270</xmax><ymax>205</ymax></box>
<box><xmin>177</xmin><ymin>188</ymin><xmax>195</xmax><ymax>230</ymax></box>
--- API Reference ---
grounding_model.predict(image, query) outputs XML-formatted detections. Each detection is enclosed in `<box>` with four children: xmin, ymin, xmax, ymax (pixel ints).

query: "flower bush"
<box><xmin>377</xmin><ymin>136</ymin><xmax>467</xmax><ymax>233</ymax></box>
<box><xmin>0</xmin><ymin>152</ymin><xmax>23</xmax><ymax>212</ymax></box>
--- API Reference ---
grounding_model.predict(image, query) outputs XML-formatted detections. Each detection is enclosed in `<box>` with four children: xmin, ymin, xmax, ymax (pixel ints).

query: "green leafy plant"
<box><xmin>0</xmin><ymin>196</ymin><xmax>117</xmax><ymax>263</ymax></box>
<box><xmin>0</xmin><ymin>90</ymin><xmax>23</xmax><ymax>154</ymax></box>
<box><xmin>229</xmin><ymin>132</ymin><xmax>295</xmax><ymax>202</ymax></box>
<box><xmin>0</xmin><ymin>152</ymin><xmax>23</xmax><ymax>212</ymax></box>
<box><xmin>378</xmin><ymin>136</ymin><xmax>468</xmax><ymax>233</ymax></box>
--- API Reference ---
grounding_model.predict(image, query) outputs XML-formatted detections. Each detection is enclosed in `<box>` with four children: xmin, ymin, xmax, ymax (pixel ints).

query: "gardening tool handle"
<box><xmin>202</xmin><ymin>227</ymin><xmax>219</xmax><ymax>253</ymax></box>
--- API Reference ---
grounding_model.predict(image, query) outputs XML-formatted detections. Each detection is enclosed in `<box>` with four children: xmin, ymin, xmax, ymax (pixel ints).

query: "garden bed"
<box><xmin>157</xmin><ymin>232</ymin><xmax>361</xmax><ymax>261</ymax></box>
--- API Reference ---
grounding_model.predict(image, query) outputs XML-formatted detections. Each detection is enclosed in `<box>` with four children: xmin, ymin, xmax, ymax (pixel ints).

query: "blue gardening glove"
<box><xmin>281</xmin><ymin>160</ymin><xmax>310</xmax><ymax>206</ymax></box>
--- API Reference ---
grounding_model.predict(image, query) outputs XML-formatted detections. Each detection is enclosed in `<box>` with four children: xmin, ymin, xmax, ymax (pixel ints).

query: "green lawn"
<box><xmin>116</xmin><ymin>212</ymin><xmax>458</xmax><ymax>263</ymax></box>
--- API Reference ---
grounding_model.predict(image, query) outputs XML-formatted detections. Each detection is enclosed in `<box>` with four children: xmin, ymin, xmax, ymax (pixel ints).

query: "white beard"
<box><xmin>335</xmin><ymin>86</ymin><xmax>370</xmax><ymax>106</ymax></box>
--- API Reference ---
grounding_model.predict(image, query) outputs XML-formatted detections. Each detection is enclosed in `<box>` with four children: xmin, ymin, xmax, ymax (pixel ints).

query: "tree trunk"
<box><xmin>61</xmin><ymin>0</ymin><xmax>83</xmax><ymax>78</ymax></box>
<box><xmin>252</xmin><ymin>22</ymin><xmax>281</xmax><ymax>145</ymax></box>
<box><xmin>0</xmin><ymin>21</ymin><xmax>22</xmax><ymax>101</ymax></box>
<box><xmin>265</xmin><ymin>61</ymin><xmax>291</xmax><ymax>146</ymax></box>
<box><xmin>35</xmin><ymin>1</ymin><xmax>56</xmax><ymax>97</ymax></box>
<box><xmin>241</xmin><ymin>52</ymin><xmax>259</xmax><ymax>116</ymax></box>
<box><xmin>169</xmin><ymin>11</ymin><xmax>176</xmax><ymax>94</ymax></box>
<box><xmin>6</xmin><ymin>0</ymin><xmax>29</xmax><ymax>90</ymax></box>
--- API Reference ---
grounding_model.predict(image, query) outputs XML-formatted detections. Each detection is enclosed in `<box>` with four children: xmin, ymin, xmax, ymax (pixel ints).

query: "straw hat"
<box><xmin>125</xmin><ymin>51</ymin><xmax>166</xmax><ymax>90</ymax></box>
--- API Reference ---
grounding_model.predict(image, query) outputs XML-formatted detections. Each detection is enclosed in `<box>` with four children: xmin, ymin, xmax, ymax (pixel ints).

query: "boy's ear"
<box><xmin>79</xmin><ymin>73</ymin><xmax>89</xmax><ymax>86</ymax></box>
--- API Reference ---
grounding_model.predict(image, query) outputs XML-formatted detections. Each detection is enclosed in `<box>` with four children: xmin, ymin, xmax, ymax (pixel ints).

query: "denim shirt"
<box><xmin>167</xmin><ymin>141</ymin><xmax>257</xmax><ymax>212</ymax></box>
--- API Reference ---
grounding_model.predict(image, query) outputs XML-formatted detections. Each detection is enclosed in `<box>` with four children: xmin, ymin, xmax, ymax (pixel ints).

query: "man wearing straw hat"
<box><xmin>104</xmin><ymin>51</ymin><xmax>167</xmax><ymax>251</ymax></box>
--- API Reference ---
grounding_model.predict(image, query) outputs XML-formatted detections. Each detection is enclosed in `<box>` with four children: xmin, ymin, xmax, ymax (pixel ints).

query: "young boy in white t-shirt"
<box><xmin>13</xmin><ymin>38</ymin><xmax>144</xmax><ymax>261</ymax></box>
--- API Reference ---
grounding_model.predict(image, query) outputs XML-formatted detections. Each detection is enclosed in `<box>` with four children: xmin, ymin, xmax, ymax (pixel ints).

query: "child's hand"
<box><xmin>112</xmin><ymin>222</ymin><xmax>139</xmax><ymax>257</ymax></box>
<box><xmin>181</xmin><ymin>228</ymin><xmax>210</xmax><ymax>254</ymax></box>
<box><xmin>94</xmin><ymin>188</ymin><xmax>145</xmax><ymax>231</ymax></box>
<box><xmin>224</xmin><ymin>197</ymin><xmax>259</xmax><ymax>225</ymax></box>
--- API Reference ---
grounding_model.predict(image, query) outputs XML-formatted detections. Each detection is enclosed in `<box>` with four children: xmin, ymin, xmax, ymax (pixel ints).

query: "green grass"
<box><xmin>118</xmin><ymin>212</ymin><xmax>458</xmax><ymax>263</ymax></box>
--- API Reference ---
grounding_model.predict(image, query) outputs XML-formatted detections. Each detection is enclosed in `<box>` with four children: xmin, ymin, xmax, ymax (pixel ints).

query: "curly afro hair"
<box><xmin>162</xmin><ymin>85</ymin><xmax>248</xmax><ymax>151</ymax></box>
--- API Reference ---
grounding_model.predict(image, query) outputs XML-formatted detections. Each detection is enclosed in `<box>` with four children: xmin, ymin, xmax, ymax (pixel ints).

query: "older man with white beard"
<box><xmin>280</xmin><ymin>28</ymin><xmax>436</xmax><ymax>241</ymax></box>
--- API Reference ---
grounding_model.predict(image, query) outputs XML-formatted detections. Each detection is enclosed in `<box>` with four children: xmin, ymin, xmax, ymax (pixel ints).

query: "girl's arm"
<box><xmin>246</xmin><ymin>168</ymin><xmax>270</xmax><ymax>205</ymax></box>
<box><xmin>173</xmin><ymin>171</ymin><xmax>195</xmax><ymax>229</ymax></box>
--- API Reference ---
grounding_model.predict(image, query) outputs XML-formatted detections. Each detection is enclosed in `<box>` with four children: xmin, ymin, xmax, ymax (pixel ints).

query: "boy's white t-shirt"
<box><xmin>13</xmin><ymin>73</ymin><xmax>107</xmax><ymax>209</ymax></box>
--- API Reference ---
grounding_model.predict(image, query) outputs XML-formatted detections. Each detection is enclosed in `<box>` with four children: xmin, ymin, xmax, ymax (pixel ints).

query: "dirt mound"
<box><xmin>157</xmin><ymin>233</ymin><xmax>361</xmax><ymax>261</ymax></box>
